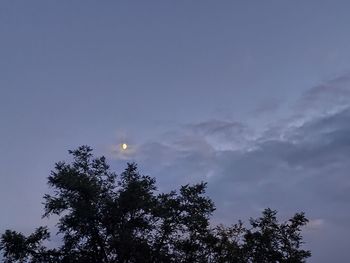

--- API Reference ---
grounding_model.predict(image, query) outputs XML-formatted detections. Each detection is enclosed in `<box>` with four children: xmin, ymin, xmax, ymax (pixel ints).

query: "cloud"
<box><xmin>295</xmin><ymin>73</ymin><xmax>350</xmax><ymax>118</ymax></box>
<box><xmin>107</xmin><ymin>74</ymin><xmax>350</xmax><ymax>262</ymax></box>
<box><xmin>185</xmin><ymin>119</ymin><xmax>255</xmax><ymax>151</ymax></box>
<box><xmin>307</xmin><ymin>219</ymin><xmax>325</xmax><ymax>229</ymax></box>
<box><xmin>187</xmin><ymin>119</ymin><xmax>246</xmax><ymax>137</ymax></box>
<box><xmin>113</xmin><ymin>106</ymin><xmax>350</xmax><ymax>214</ymax></box>
<box><xmin>110</xmin><ymin>104</ymin><xmax>350</xmax><ymax>207</ymax></box>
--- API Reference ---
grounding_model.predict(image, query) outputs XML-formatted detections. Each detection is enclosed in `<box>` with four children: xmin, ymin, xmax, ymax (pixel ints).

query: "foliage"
<box><xmin>1</xmin><ymin>146</ymin><xmax>311</xmax><ymax>262</ymax></box>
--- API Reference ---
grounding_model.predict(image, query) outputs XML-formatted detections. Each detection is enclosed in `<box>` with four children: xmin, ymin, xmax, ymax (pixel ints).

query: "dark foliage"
<box><xmin>1</xmin><ymin>146</ymin><xmax>311</xmax><ymax>262</ymax></box>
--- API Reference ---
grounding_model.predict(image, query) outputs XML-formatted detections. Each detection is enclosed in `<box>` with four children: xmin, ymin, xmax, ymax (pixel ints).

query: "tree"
<box><xmin>0</xmin><ymin>146</ymin><xmax>311</xmax><ymax>262</ymax></box>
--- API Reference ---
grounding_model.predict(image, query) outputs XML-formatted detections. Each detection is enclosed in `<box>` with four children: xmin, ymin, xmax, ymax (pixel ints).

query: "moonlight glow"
<box><xmin>121</xmin><ymin>143</ymin><xmax>128</xmax><ymax>150</ymax></box>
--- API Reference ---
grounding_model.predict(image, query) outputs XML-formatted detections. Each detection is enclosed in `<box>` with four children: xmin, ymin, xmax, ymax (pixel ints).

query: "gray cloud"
<box><xmin>187</xmin><ymin>119</ymin><xmax>246</xmax><ymax>137</ymax></box>
<box><xmin>184</xmin><ymin>119</ymin><xmax>255</xmax><ymax>151</ymax></box>
<box><xmin>115</xmin><ymin>106</ymin><xmax>350</xmax><ymax>214</ymax></box>
<box><xmin>108</xmin><ymin>76</ymin><xmax>350</xmax><ymax>262</ymax></box>
<box><xmin>296</xmin><ymin>73</ymin><xmax>350</xmax><ymax>116</ymax></box>
<box><xmin>155</xmin><ymin>115</ymin><xmax>347</xmax><ymax>261</ymax></box>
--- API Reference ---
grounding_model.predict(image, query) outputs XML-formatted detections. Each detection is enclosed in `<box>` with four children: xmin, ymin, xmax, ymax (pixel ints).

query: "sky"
<box><xmin>1</xmin><ymin>1</ymin><xmax>350</xmax><ymax>262</ymax></box>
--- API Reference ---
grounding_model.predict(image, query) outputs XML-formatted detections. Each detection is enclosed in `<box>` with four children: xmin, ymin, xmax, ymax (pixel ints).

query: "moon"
<box><xmin>121</xmin><ymin>143</ymin><xmax>128</xmax><ymax>150</ymax></box>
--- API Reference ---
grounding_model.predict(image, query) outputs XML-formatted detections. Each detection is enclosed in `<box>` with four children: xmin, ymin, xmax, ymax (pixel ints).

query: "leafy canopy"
<box><xmin>1</xmin><ymin>146</ymin><xmax>311</xmax><ymax>263</ymax></box>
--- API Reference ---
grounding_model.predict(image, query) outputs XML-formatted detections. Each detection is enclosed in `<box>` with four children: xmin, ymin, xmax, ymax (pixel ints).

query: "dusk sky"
<box><xmin>1</xmin><ymin>1</ymin><xmax>350</xmax><ymax>262</ymax></box>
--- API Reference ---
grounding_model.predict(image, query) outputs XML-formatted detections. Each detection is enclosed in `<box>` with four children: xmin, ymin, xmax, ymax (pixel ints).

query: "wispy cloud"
<box><xmin>295</xmin><ymin>73</ymin><xmax>350</xmax><ymax>118</ymax></box>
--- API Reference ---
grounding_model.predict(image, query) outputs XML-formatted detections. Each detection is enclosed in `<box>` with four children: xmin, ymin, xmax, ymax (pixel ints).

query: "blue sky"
<box><xmin>1</xmin><ymin>1</ymin><xmax>350</xmax><ymax>261</ymax></box>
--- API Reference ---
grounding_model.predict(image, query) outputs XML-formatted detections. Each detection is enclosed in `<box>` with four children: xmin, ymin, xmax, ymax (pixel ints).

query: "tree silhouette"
<box><xmin>0</xmin><ymin>146</ymin><xmax>311</xmax><ymax>262</ymax></box>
